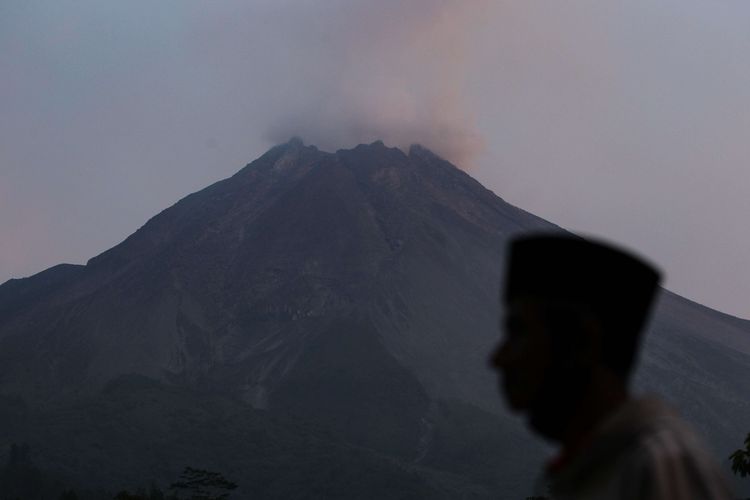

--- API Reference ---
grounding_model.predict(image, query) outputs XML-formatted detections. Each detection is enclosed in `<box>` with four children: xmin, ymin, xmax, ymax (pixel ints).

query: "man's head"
<box><xmin>489</xmin><ymin>234</ymin><xmax>661</xmax><ymax>440</ymax></box>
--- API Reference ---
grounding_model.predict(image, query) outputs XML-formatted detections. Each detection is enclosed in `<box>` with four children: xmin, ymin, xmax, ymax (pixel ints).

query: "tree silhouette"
<box><xmin>730</xmin><ymin>432</ymin><xmax>750</xmax><ymax>478</ymax></box>
<box><xmin>7</xmin><ymin>443</ymin><xmax>31</xmax><ymax>468</ymax></box>
<box><xmin>113</xmin><ymin>484</ymin><xmax>176</xmax><ymax>500</ymax></box>
<box><xmin>169</xmin><ymin>467</ymin><xmax>237</xmax><ymax>500</ymax></box>
<box><xmin>59</xmin><ymin>489</ymin><xmax>79</xmax><ymax>500</ymax></box>
<box><xmin>1</xmin><ymin>442</ymin><xmax>67</xmax><ymax>499</ymax></box>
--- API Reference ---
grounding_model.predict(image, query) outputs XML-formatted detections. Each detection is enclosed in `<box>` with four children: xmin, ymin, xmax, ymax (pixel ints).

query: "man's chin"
<box><xmin>527</xmin><ymin>411</ymin><xmax>563</xmax><ymax>441</ymax></box>
<box><xmin>500</xmin><ymin>388</ymin><xmax>530</xmax><ymax>412</ymax></box>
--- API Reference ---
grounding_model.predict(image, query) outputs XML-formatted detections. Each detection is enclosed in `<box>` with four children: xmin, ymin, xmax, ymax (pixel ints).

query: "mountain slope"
<box><xmin>1</xmin><ymin>139</ymin><xmax>748</xmax><ymax>498</ymax></box>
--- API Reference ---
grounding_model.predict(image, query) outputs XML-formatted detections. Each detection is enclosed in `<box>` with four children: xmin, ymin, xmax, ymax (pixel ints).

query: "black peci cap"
<box><xmin>504</xmin><ymin>233</ymin><xmax>662</xmax><ymax>372</ymax></box>
<box><xmin>505</xmin><ymin>233</ymin><xmax>661</xmax><ymax>307</ymax></box>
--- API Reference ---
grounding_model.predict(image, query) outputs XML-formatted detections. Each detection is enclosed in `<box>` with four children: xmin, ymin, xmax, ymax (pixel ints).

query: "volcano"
<box><xmin>1</xmin><ymin>139</ymin><xmax>749</xmax><ymax>498</ymax></box>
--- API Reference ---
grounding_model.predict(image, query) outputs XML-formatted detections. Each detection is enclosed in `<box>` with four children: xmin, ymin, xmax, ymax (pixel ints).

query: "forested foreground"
<box><xmin>0</xmin><ymin>444</ymin><xmax>235</xmax><ymax>500</ymax></box>
<box><xmin>2</xmin><ymin>433</ymin><xmax>749</xmax><ymax>500</ymax></box>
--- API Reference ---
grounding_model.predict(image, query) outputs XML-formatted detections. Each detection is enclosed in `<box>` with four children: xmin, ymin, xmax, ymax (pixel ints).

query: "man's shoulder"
<box><xmin>624</xmin><ymin>407</ymin><xmax>732</xmax><ymax>500</ymax></box>
<box><xmin>620</xmin><ymin>398</ymin><xmax>719</xmax><ymax>468</ymax></box>
<box><xmin>548</xmin><ymin>397</ymin><xmax>732</xmax><ymax>500</ymax></box>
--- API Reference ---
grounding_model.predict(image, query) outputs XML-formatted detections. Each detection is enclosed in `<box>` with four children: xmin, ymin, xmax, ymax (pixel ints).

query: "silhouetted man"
<box><xmin>490</xmin><ymin>234</ymin><xmax>731</xmax><ymax>499</ymax></box>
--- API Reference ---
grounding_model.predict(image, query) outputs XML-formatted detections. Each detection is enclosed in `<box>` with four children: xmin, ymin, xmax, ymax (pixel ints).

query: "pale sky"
<box><xmin>2</xmin><ymin>1</ymin><xmax>749</xmax><ymax>319</ymax></box>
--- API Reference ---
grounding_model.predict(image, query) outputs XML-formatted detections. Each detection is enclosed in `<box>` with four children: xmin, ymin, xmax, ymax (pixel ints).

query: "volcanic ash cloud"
<box><xmin>260</xmin><ymin>0</ymin><xmax>493</xmax><ymax>169</ymax></box>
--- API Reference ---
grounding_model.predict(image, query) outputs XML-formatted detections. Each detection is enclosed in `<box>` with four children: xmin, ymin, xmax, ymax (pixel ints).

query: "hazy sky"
<box><xmin>2</xmin><ymin>1</ymin><xmax>750</xmax><ymax>319</ymax></box>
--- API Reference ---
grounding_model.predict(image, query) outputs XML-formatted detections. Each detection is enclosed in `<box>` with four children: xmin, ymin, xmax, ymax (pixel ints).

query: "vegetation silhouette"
<box><xmin>730</xmin><ymin>432</ymin><xmax>750</xmax><ymax>478</ymax></box>
<box><xmin>113</xmin><ymin>482</ymin><xmax>175</xmax><ymax>500</ymax></box>
<box><xmin>169</xmin><ymin>467</ymin><xmax>237</xmax><ymax>500</ymax></box>
<box><xmin>0</xmin><ymin>443</ymin><xmax>67</xmax><ymax>500</ymax></box>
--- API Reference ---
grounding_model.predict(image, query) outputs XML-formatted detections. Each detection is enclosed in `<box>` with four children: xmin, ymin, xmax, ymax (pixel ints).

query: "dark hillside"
<box><xmin>1</xmin><ymin>139</ymin><xmax>747</xmax><ymax>497</ymax></box>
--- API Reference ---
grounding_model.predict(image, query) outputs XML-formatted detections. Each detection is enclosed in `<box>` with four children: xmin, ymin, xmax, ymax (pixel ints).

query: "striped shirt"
<box><xmin>545</xmin><ymin>397</ymin><xmax>732</xmax><ymax>500</ymax></box>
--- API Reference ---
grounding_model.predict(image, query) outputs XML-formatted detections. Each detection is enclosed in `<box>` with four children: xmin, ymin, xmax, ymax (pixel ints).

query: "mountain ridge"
<box><xmin>0</xmin><ymin>139</ymin><xmax>748</xmax><ymax>498</ymax></box>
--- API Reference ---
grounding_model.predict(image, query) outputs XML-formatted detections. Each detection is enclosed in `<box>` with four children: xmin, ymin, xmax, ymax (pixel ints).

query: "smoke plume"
<box><xmin>237</xmin><ymin>1</ymin><xmax>493</xmax><ymax>167</ymax></box>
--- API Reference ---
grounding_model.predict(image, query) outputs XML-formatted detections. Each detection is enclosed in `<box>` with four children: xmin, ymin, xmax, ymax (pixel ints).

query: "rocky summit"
<box><xmin>1</xmin><ymin>139</ymin><xmax>749</xmax><ymax>498</ymax></box>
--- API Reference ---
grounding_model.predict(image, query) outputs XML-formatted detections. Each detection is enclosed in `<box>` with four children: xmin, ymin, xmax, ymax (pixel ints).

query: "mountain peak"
<box><xmin>269</xmin><ymin>139</ymin><xmax>447</xmax><ymax>161</ymax></box>
<box><xmin>286</xmin><ymin>136</ymin><xmax>305</xmax><ymax>148</ymax></box>
<box><xmin>408</xmin><ymin>143</ymin><xmax>440</xmax><ymax>160</ymax></box>
<box><xmin>338</xmin><ymin>139</ymin><xmax>401</xmax><ymax>155</ymax></box>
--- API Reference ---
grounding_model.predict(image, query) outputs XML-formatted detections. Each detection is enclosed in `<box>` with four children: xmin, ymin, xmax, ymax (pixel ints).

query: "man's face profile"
<box><xmin>490</xmin><ymin>295</ymin><xmax>601</xmax><ymax>440</ymax></box>
<box><xmin>490</xmin><ymin>297</ymin><xmax>552</xmax><ymax>412</ymax></box>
